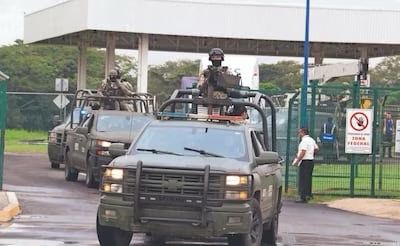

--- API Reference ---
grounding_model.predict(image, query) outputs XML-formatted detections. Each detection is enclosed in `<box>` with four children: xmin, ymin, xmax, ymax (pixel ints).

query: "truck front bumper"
<box><xmin>98</xmin><ymin>200</ymin><xmax>252</xmax><ymax>238</ymax></box>
<box><xmin>47</xmin><ymin>143</ymin><xmax>63</xmax><ymax>164</ymax></box>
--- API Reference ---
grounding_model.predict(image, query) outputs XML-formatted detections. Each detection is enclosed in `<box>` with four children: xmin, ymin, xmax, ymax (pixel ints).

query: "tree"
<box><xmin>370</xmin><ymin>56</ymin><xmax>400</xmax><ymax>86</ymax></box>
<box><xmin>0</xmin><ymin>42</ymin><xmax>136</xmax><ymax>130</ymax></box>
<box><xmin>259</xmin><ymin>61</ymin><xmax>301</xmax><ymax>92</ymax></box>
<box><xmin>148</xmin><ymin>60</ymin><xmax>200</xmax><ymax>102</ymax></box>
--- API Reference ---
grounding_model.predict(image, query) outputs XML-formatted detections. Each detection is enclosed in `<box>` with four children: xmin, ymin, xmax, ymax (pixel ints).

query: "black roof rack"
<box><xmin>158</xmin><ymin>89</ymin><xmax>277</xmax><ymax>151</ymax></box>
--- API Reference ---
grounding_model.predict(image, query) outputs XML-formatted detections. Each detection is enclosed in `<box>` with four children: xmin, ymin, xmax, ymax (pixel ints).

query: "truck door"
<box><xmin>74</xmin><ymin>115</ymin><xmax>94</xmax><ymax>170</ymax></box>
<box><xmin>251</xmin><ymin>131</ymin><xmax>274</xmax><ymax>218</ymax></box>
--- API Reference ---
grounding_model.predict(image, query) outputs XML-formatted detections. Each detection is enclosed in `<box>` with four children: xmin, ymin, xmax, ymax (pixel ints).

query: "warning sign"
<box><xmin>345</xmin><ymin>109</ymin><xmax>373</xmax><ymax>154</ymax></box>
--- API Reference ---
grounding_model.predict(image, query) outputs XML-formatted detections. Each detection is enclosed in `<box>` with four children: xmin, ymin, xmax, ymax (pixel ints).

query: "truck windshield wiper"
<box><xmin>137</xmin><ymin>148</ymin><xmax>183</xmax><ymax>156</ymax></box>
<box><xmin>184</xmin><ymin>147</ymin><xmax>224</xmax><ymax>158</ymax></box>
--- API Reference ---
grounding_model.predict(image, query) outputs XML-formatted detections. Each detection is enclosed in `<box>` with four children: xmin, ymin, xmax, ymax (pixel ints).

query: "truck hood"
<box><xmin>92</xmin><ymin>132</ymin><xmax>135</xmax><ymax>144</ymax></box>
<box><xmin>109</xmin><ymin>154</ymin><xmax>252</xmax><ymax>174</ymax></box>
<box><xmin>51</xmin><ymin>123</ymin><xmax>69</xmax><ymax>133</ymax></box>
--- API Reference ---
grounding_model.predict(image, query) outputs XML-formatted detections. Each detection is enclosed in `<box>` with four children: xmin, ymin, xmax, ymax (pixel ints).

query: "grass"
<box><xmin>5</xmin><ymin>129</ymin><xmax>48</xmax><ymax>154</ymax></box>
<box><xmin>284</xmin><ymin>162</ymin><xmax>400</xmax><ymax>199</ymax></box>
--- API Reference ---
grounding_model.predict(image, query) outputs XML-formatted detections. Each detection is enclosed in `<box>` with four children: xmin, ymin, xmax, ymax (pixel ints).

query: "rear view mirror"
<box><xmin>109</xmin><ymin>143</ymin><xmax>127</xmax><ymax>157</ymax></box>
<box><xmin>255</xmin><ymin>151</ymin><xmax>280</xmax><ymax>165</ymax></box>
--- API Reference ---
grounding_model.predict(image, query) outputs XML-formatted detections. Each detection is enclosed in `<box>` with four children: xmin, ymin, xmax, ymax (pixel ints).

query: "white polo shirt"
<box><xmin>298</xmin><ymin>135</ymin><xmax>318</xmax><ymax>160</ymax></box>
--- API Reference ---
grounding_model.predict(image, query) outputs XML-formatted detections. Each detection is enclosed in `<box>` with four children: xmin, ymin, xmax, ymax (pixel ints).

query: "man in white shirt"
<box><xmin>293</xmin><ymin>128</ymin><xmax>319</xmax><ymax>203</ymax></box>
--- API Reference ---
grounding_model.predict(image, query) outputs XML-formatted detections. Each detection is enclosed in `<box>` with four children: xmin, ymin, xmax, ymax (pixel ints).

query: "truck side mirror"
<box><xmin>109</xmin><ymin>143</ymin><xmax>127</xmax><ymax>158</ymax></box>
<box><xmin>76</xmin><ymin>127</ymin><xmax>88</xmax><ymax>135</ymax></box>
<box><xmin>52</xmin><ymin>115</ymin><xmax>62</xmax><ymax>126</ymax></box>
<box><xmin>255</xmin><ymin>151</ymin><xmax>279</xmax><ymax>165</ymax></box>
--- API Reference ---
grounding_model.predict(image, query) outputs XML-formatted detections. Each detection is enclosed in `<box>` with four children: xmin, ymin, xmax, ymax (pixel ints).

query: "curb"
<box><xmin>0</xmin><ymin>192</ymin><xmax>21</xmax><ymax>222</ymax></box>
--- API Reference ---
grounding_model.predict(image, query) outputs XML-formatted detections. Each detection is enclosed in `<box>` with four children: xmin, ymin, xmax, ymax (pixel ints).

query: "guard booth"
<box><xmin>0</xmin><ymin>71</ymin><xmax>9</xmax><ymax>190</ymax></box>
<box><xmin>284</xmin><ymin>81</ymin><xmax>400</xmax><ymax>198</ymax></box>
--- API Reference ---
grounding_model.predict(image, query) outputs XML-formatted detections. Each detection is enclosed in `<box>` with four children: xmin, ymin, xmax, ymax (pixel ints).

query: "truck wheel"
<box><xmin>262</xmin><ymin>209</ymin><xmax>279</xmax><ymax>245</ymax></box>
<box><xmin>228</xmin><ymin>199</ymin><xmax>263</xmax><ymax>246</ymax></box>
<box><xmin>51</xmin><ymin>162</ymin><xmax>60</xmax><ymax>169</ymax></box>
<box><xmin>86</xmin><ymin>155</ymin><xmax>98</xmax><ymax>188</ymax></box>
<box><xmin>97</xmin><ymin>213</ymin><xmax>133</xmax><ymax>246</ymax></box>
<box><xmin>64</xmin><ymin>151</ymin><xmax>78</xmax><ymax>182</ymax></box>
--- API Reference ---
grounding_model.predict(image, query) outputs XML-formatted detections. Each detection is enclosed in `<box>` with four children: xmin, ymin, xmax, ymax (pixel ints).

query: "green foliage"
<box><xmin>0</xmin><ymin>42</ymin><xmax>135</xmax><ymax>130</ymax></box>
<box><xmin>370</xmin><ymin>56</ymin><xmax>400</xmax><ymax>86</ymax></box>
<box><xmin>148</xmin><ymin>60</ymin><xmax>200</xmax><ymax>102</ymax></box>
<box><xmin>259</xmin><ymin>61</ymin><xmax>301</xmax><ymax>92</ymax></box>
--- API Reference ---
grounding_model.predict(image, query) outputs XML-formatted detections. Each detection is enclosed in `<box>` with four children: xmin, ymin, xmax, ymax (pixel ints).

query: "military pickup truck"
<box><xmin>64</xmin><ymin>109</ymin><xmax>153</xmax><ymax>188</ymax></box>
<box><xmin>96</xmin><ymin>89</ymin><xmax>282</xmax><ymax>246</ymax></box>
<box><xmin>48</xmin><ymin>89</ymin><xmax>156</xmax><ymax>170</ymax></box>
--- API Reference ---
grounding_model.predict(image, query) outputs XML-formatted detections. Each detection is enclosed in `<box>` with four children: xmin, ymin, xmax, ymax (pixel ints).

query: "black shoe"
<box><xmin>295</xmin><ymin>199</ymin><xmax>308</xmax><ymax>203</ymax></box>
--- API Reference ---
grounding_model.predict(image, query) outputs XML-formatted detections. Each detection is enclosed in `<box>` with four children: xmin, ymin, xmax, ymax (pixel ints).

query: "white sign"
<box><xmin>353</xmin><ymin>74</ymin><xmax>370</xmax><ymax>87</ymax></box>
<box><xmin>345</xmin><ymin>108</ymin><xmax>373</xmax><ymax>154</ymax></box>
<box><xmin>53</xmin><ymin>94</ymin><xmax>70</xmax><ymax>109</ymax></box>
<box><xmin>395</xmin><ymin>120</ymin><xmax>400</xmax><ymax>153</ymax></box>
<box><xmin>55</xmin><ymin>78</ymin><xmax>69</xmax><ymax>92</ymax></box>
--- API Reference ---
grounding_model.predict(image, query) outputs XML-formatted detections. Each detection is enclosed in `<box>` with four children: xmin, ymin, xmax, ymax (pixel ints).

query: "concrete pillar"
<box><xmin>314</xmin><ymin>52</ymin><xmax>324</xmax><ymax>66</ymax></box>
<box><xmin>313</xmin><ymin>43</ymin><xmax>324</xmax><ymax>65</ymax></box>
<box><xmin>105</xmin><ymin>33</ymin><xmax>116</xmax><ymax>78</ymax></box>
<box><xmin>137</xmin><ymin>34</ymin><xmax>149</xmax><ymax>93</ymax></box>
<box><xmin>77</xmin><ymin>38</ymin><xmax>88</xmax><ymax>90</ymax></box>
<box><xmin>359</xmin><ymin>47</ymin><xmax>369</xmax><ymax>81</ymax></box>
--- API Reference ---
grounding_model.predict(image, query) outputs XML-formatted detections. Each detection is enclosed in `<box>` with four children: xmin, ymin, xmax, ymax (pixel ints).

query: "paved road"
<box><xmin>0</xmin><ymin>154</ymin><xmax>399</xmax><ymax>245</ymax></box>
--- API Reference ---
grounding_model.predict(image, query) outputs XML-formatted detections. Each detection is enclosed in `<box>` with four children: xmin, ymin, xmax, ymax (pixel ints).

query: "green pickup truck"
<box><xmin>64</xmin><ymin>110</ymin><xmax>153</xmax><ymax>188</ymax></box>
<box><xmin>96</xmin><ymin>90</ymin><xmax>282</xmax><ymax>246</ymax></box>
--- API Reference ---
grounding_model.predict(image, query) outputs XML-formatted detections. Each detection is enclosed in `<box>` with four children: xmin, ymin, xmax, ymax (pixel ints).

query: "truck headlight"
<box><xmin>225</xmin><ymin>191</ymin><xmax>248</xmax><ymax>200</ymax></box>
<box><xmin>48</xmin><ymin>132</ymin><xmax>57</xmax><ymax>143</ymax></box>
<box><xmin>103</xmin><ymin>183</ymin><xmax>123</xmax><ymax>193</ymax></box>
<box><xmin>226</xmin><ymin>175</ymin><xmax>249</xmax><ymax>186</ymax></box>
<box><xmin>104</xmin><ymin>168</ymin><xmax>124</xmax><ymax>180</ymax></box>
<box><xmin>96</xmin><ymin>140</ymin><xmax>112</xmax><ymax>148</ymax></box>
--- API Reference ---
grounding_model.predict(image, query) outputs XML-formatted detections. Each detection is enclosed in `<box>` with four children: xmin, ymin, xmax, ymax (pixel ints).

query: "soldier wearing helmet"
<box><xmin>198</xmin><ymin>48</ymin><xmax>230</xmax><ymax>100</ymax></box>
<box><xmin>98</xmin><ymin>68</ymin><xmax>136</xmax><ymax>111</ymax></box>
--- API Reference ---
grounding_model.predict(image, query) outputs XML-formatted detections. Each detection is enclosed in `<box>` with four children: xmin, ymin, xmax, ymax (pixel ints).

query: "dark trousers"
<box><xmin>382</xmin><ymin>134</ymin><xmax>393</xmax><ymax>158</ymax></box>
<box><xmin>298</xmin><ymin>160</ymin><xmax>314</xmax><ymax>200</ymax></box>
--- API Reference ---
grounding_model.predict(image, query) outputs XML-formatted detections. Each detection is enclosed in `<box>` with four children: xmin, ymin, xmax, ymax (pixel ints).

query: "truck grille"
<box><xmin>57</xmin><ymin>133</ymin><xmax>63</xmax><ymax>144</ymax></box>
<box><xmin>122</xmin><ymin>167</ymin><xmax>224</xmax><ymax>206</ymax></box>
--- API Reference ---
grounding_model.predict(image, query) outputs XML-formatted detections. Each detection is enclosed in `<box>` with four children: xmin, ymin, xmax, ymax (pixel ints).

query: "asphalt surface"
<box><xmin>0</xmin><ymin>153</ymin><xmax>399</xmax><ymax>246</ymax></box>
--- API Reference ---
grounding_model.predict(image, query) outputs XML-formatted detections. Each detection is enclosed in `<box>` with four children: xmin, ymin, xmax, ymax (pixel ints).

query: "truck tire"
<box><xmin>262</xmin><ymin>209</ymin><xmax>279</xmax><ymax>245</ymax></box>
<box><xmin>51</xmin><ymin>162</ymin><xmax>60</xmax><ymax>169</ymax></box>
<box><xmin>227</xmin><ymin>199</ymin><xmax>263</xmax><ymax>246</ymax></box>
<box><xmin>64</xmin><ymin>150</ymin><xmax>78</xmax><ymax>182</ymax></box>
<box><xmin>97</xmin><ymin>213</ymin><xmax>133</xmax><ymax>246</ymax></box>
<box><xmin>86</xmin><ymin>155</ymin><xmax>98</xmax><ymax>188</ymax></box>
<box><xmin>263</xmin><ymin>189</ymin><xmax>281</xmax><ymax>245</ymax></box>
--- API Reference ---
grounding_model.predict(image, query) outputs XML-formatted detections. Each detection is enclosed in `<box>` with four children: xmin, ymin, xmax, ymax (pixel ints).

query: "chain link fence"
<box><xmin>7</xmin><ymin>92</ymin><xmax>74</xmax><ymax>131</ymax></box>
<box><xmin>283</xmin><ymin>82</ymin><xmax>400</xmax><ymax>198</ymax></box>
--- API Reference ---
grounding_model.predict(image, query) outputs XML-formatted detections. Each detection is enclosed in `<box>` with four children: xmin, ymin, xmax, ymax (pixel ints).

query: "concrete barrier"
<box><xmin>0</xmin><ymin>191</ymin><xmax>21</xmax><ymax>222</ymax></box>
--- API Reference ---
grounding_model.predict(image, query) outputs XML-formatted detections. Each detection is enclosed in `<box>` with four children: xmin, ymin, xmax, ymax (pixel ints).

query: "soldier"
<box><xmin>98</xmin><ymin>69</ymin><xmax>135</xmax><ymax>111</ymax></box>
<box><xmin>198</xmin><ymin>48</ymin><xmax>229</xmax><ymax>100</ymax></box>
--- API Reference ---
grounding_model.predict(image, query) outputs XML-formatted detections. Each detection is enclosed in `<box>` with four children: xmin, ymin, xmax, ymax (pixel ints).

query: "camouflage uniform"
<box><xmin>98</xmin><ymin>69</ymin><xmax>136</xmax><ymax>111</ymax></box>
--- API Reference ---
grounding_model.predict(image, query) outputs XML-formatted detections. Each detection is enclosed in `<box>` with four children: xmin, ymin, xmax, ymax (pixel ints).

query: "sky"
<box><xmin>1</xmin><ymin>0</ymin><xmax>399</xmax><ymax>66</ymax></box>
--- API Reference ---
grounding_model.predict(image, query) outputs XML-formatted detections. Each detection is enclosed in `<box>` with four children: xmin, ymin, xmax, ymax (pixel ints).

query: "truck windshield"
<box><xmin>132</xmin><ymin>126</ymin><xmax>248</xmax><ymax>161</ymax></box>
<box><xmin>97</xmin><ymin>115</ymin><xmax>151</xmax><ymax>133</ymax></box>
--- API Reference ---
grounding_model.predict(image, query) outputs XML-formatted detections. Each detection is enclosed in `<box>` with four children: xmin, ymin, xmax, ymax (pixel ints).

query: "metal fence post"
<box><xmin>350</xmin><ymin>81</ymin><xmax>360</xmax><ymax>196</ymax></box>
<box><xmin>0</xmin><ymin>79</ymin><xmax>7</xmax><ymax>190</ymax></box>
<box><xmin>285</xmin><ymin>96</ymin><xmax>294</xmax><ymax>193</ymax></box>
<box><xmin>370</xmin><ymin>88</ymin><xmax>378</xmax><ymax>197</ymax></box>
<box><xmin>310</xmin><ymin>81</ymin><xmax>317</xmax><ymax>138</ymax></box>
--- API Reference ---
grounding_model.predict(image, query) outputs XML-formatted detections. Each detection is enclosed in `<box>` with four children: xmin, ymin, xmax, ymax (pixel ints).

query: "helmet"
<box><xmin>109</xmin><ymin>68</ymin><xmax>121</xmax><ymax>81</ymax></box>
<box><xmin>208</xmin><ymin>48</ymin><xmax>224</xmax><ymax>61</ymax></box>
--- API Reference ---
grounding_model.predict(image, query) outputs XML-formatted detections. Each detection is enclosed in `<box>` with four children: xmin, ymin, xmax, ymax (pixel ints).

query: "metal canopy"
<box><xmin>33</xmin><ymin>30</ymin><xmax>400</xmax><ymax>59</ymax></box>
<box><xmin>24</xmin><ymin>0</ymin><xmax>400</xmax><ymax>59</ymax></box>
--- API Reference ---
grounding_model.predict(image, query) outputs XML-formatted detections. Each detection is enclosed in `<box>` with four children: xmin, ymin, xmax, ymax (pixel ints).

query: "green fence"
<box><xmin>284</xmin><ymin>82</ymin><xmax>400</xmax><ymax>198</ymax></box>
